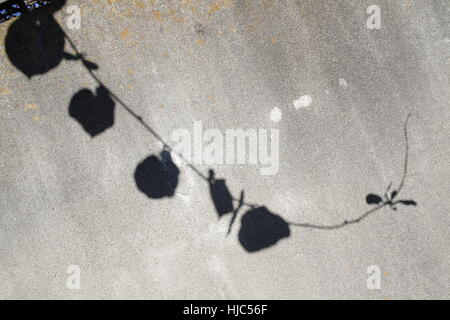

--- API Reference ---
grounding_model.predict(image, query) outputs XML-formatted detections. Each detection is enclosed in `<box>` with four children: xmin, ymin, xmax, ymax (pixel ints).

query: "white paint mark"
<box><xmin>293</xmin><ymin>95</ymin><xmax>313</xmax><ymax>109</ymax></box>
<box><xmin>270</xmin><ymin>107</ymin><xmax>282</xmax><ymax>122</ymax></box>
<box><xmin>339</xmin><ymin>78</ymin><xmax>348</xmax><ymax>88</ymax></box>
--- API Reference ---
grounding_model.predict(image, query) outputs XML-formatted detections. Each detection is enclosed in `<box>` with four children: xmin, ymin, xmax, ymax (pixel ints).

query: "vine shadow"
<box><xmin>2</xmin><ymin>0</ymin><xmax>418</xmax><ymax>253</ymax></box>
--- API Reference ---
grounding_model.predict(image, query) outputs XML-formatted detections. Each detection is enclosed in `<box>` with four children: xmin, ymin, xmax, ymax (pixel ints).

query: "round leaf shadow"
<box><xmin>134</xmin><ymin>151</ymin><xmax>180</xmax><ymax>199</ymax></box>
<box><xmin>238</xmin><ymin>207</ymin><xmax>290</xmax><ymax>253</ymax></box>
<box><xmin>5</xmin><ymin>1</ymin><xmax>68</xmax><ymax>78</ymax></box>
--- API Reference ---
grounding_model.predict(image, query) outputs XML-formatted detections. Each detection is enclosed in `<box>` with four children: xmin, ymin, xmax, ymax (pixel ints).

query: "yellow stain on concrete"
<box><xmin>0</xmin><ymin>88</ymin><xmax>12</xmax><ymax>95</ymax></box>
<box><xmin>135</xmin><ymin>0</ymin><xmax>146</xmax><ymax>9</ymax></box>
<box><xmin>196</xmin><ymin>39</ymin><xmax>206</xmax><ymax>46</ymax></box>
<box><xmin>152</xmin><ymin>10</ymin><xmax>163</xmax><ymax>21</ymax></box>
<box><xmin>120</xmin><ymin>29</ymin><xmax>130</xmax><ymax>39</ymax></box>
<box><xmin>207</xmin><ymin>0</ymin><xmax>234</xmax><ymax>15</ymax></box>
<box><xmin>124</xmin><ymin>9</ymin><xmax>134</xmax><ymax>18</ymax></box>
<box><xmin>25</xmin><ymin>103</ymin><xmax>38</xmax><ymax>111</ymax></box>
<box><xmin>245</xmin><ymin>25</ymin><xmax>256</xmax><ymax>32</ymax></box>
<box><xmin>0</xmin><ymin>19</ymin><xmax>14</xmax><ymax>47</ymax></box>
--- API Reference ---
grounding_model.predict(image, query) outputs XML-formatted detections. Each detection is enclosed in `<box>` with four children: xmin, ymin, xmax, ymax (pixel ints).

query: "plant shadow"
<box><xmin>1</xmin><ymin>0</ymin><xmax>418</xmax><ymax>254</ymax></box>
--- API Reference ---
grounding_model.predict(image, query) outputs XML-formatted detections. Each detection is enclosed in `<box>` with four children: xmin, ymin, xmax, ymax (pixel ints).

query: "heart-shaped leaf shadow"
<box><xmin>69</xmin><ymin>86</ymin><xmax>115</xmax><ymax>137</ymax></box>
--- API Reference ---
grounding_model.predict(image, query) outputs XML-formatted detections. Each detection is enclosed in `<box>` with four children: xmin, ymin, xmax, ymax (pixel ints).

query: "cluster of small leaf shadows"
<box><xmin>366</xmin><ymin>113</ymin><xmax>417</xmax><ymax>212</ymax></box>
<box><xmin>366</xmin><ymin>183</ymin><xmax>417</xmax><ymax>211</ymax></box>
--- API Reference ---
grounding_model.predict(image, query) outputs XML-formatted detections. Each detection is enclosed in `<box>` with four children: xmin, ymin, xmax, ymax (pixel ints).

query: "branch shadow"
<box><xmin>2</xmin><ymin>0</ymin><xmax>418</xmax><ymax>253</ymax></box>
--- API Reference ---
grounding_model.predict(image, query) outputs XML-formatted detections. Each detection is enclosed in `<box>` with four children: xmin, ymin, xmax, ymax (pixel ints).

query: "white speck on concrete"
<box><xmin>293</xmin><ymin>95</ymin><xmax>313</xmax><ymax>109</ymax></box>
<box><xmin>270</xmin><ymin>107</ymin><xmax>282</xmax><ymax>122</ymax></box>
<box><xmin>339</xmin><ymin>78</ymin><xmax>348</xmax><ymax>88</ymax></box>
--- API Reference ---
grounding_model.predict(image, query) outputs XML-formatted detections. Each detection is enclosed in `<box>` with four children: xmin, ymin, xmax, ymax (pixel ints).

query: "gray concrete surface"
<box><xmin>0</xmin><ymin>0</ymin><xmax>448</xmax><ymax>299</ymax></box>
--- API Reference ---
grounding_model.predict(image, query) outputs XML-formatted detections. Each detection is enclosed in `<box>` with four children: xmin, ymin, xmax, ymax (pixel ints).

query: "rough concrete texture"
<box><xmin>0</xmin><ymin>0</ymin><xmax>448</xmax><ymax>299</ymax></box>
